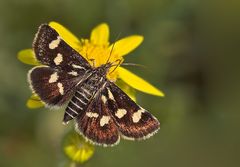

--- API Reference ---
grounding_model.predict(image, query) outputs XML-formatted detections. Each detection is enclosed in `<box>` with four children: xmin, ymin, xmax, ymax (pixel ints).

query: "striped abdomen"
<box><xmin>63</xmin><ymin>73</ymin><xmax>105</xmax><ymax>124</ymax></box>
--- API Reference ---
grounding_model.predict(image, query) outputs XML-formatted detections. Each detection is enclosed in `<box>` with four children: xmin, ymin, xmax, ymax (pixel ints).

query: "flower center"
<box><xmin>78</xmin><ymin>39</ymin><xmax>123</xmax><ymax>82</ymax></box>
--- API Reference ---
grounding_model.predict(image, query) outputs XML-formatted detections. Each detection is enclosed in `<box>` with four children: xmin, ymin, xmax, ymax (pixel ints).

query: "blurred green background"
<box><xmin>0</xmin><ymin>0</ymin><xmax>240</xmax><ymax>166</ymax></box>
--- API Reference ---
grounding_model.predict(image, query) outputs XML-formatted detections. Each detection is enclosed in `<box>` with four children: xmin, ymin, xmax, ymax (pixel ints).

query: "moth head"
<box><xmin>97</xmin><ymin>63</ymin><xmax>112</xmax><ymax>76</ymax></box>
<box><xmin>97</xmin><ymin>58</ymin><xmax>122</xmax><ymax>77</ymax></box>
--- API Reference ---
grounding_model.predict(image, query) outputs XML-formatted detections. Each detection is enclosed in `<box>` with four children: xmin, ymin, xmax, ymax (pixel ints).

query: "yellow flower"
<box><xmin>17</xmin><ymin>22</ymin><xmax>164</xmax><ymax>108</ymax></box>
<box><xmin>63</xmin><ymin>130</ymin><xmax>94</xmax><ymax>164</ymax></box>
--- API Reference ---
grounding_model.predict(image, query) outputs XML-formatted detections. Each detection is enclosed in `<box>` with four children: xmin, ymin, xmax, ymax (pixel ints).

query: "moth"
<box><xmin>28</xmin><ymin>24</ymin><xmax>160</xmax><ymax>146</ymax></box>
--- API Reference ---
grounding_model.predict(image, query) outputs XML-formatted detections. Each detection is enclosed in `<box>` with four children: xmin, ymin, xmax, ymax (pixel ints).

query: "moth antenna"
<box><xmin>106</xmin><ymin>32</ymin><xmax>122</xmax><ymax>64</ymax></box>
<box><xmin>106</xmin><ymin>42</ymin><xmax>115</xmax><ymax>64</ymax></box>
<box><xmin>121</xmin><ymin>63</ymin><xmax>147</xmax><ymax>69</ymax></box>
<box><xmin>109</xmin><ymin>59</ymin><xmax>123</xmax><ymax>74</ymax></box>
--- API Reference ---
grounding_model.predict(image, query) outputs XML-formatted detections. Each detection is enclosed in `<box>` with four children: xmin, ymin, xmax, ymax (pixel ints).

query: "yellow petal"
<box><xmin>49</xmin><ymin>21</ymin><xmax>81</xmax><ymax>52</ymax></box>
<box><xmin>109</xmin><ymin>35</ymin><xmax>143</xmax><ymax>57</ymax></box>
<box><xmin>63</xmin><ymin>131</ymin><xmax>94</xmax><ymax>164</ymax></box>
<box><xmin>17</xmin><ymin>49</ymin><xmax>41</xmax><ymax>65</ymax></box>
<box><xmin>26</xmin><ymin>94</ymin><xmax>44</xmax><ymax>109</ymax></box>
<box><xmin>90</xmin><ymin>23</ymin><xmax>109</xmax><ymax>46</ymax></box>
<box><xmin>118</xmin><ymin>67</ymin><xmax>164</xmax><ymax>97</ymax></box>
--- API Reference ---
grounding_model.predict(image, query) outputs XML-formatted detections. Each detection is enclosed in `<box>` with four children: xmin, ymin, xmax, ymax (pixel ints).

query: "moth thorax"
<box><xmin>95</xmin><ymin>63</ymin><xmax>112</xmax><ymax>77</ymax></box>
<box><xmin>86</xmin><ymin>74</ymin><xmax>105</xmax><ymax>90</ymax></box>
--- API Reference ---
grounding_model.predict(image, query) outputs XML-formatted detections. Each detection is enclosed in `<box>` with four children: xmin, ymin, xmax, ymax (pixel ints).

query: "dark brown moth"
<box><xmin>28</xmin><ymin>24</ymin><xmax>160</xmax><ymax>146</ymax></box>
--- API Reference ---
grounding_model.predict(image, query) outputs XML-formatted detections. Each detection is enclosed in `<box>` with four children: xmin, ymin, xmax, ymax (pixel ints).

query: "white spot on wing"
<box><xmin>132</xmin><ymin>109</ymin><xmax>145</xmax><ymax>123</ymax></box>
<box><xmin>86</xmin><ymin>112</ymin><xmax>99</xmax><ymax>118</ymax></box>
<box><xmin>100</xmin><ymin>116</ymin><xmax>110</xmax><ymax>127</ymax></box>
<box><xmin>54</xmin><ymin>53</ymin><xmax>63</xmax><ymax>65</ymax></box>
<box><xmin>72</xmin><ymin>64</ymin><xmax>85</xmax><ymax>70</ymax></box>
<box><xmin>49</xmin><ymin>72</ymin><xmax>58</xmax><ymax>83</ymax></box>
<box><xmin>49</xmin><ymin>36</ymin><xmax>61</xmax><ymax>49</ymax></box>
<box><xmin>107</xmin><ymin>88</ymin><xmax>115</xmax><ymax>101</ymax></box>
<box><xmin>57</xmin><ymin>82</ymin><xmax>64</xmax><ymax>95</ymax></box>
<box><xmin>115</xmin><ymin>109</ymin><xmax>127</xmax><ymax>119</ymax></box>
<box><xmin>68</xmin><ymin>71</ymin><xmax>78</xmax><ymax>76</ymax></box>
<box><xmin>101</xmin><ymin>95</ymin><xmax>107</xmax><ymax>104</ymax></box>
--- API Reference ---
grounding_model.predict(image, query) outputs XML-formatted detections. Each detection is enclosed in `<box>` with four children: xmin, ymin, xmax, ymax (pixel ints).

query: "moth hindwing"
<box><xmin>29</xmin><ymin>24</ymin><xmax>160</xmax><ymax>146</ymax></box>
